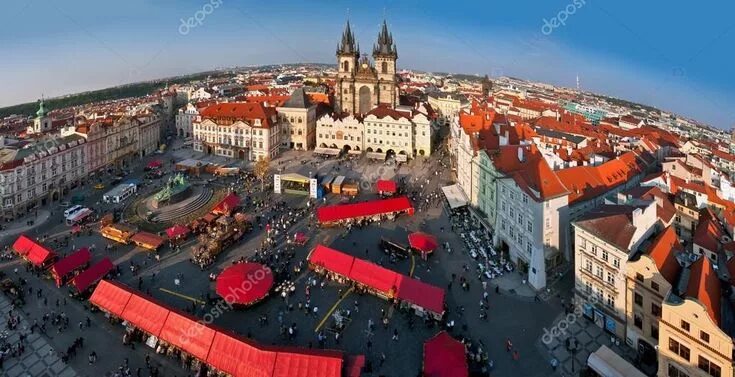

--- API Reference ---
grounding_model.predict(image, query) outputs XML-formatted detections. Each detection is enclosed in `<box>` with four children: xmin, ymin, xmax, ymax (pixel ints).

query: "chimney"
<box><xmin>518</xmin><ymin>147</ymin><xmax>525</xmax><ymax>162</ymax></box>
<box><xmin>632</xmin><ymin>207</ymin><xmax>643</xmax><ymax>226</ymax></box>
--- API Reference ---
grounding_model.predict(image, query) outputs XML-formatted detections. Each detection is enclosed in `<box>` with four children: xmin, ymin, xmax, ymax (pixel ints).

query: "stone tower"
<box><xmin>334</xmin><ymin>20</ymin><xmax>399</xmax><ymax>115</ymax></box>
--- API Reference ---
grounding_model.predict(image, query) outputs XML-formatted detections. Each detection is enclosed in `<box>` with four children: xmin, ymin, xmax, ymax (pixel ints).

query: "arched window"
<box><xmin>381</xmin><ymin>61</ymin><xmax>388</xmax><ymax>74</ymax></box>
<box><xmin>343</xmin><ymin>60</ymin><xmax>349</xmax><ymax>72</ymax></box>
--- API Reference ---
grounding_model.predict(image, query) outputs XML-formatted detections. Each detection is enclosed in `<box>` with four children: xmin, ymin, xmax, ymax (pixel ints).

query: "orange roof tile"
<box><xmin>645</xmin><ymin>226</ymin><xmax>683</xmax><ymax>284</ymax></box>
<box><xmin>693</xmin><ymin>208</ymin><xmax>727</xmax><ymax>252</ymax></box>
<box><xmin>492</xmin><ymin>144</ymin><xmax>569</xmax><ymax>201</ymax></box>
<box><xmin>557</xmin><ymin>151</ymin><xmax>647</xmax><ymax>205</ymax></box>
<box><xmin>686</xmin><ymin>256</ymin><xmax>721</xmax><ymax>326</ymax></box>
<box><xmin>199</xmin><ymin>102</ymin><xmax>277</xmax><ymax>128</ymax></box>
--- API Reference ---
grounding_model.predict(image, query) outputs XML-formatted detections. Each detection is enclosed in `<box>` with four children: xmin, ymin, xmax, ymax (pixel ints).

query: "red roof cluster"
<box><xmin>557</xmin><ymin>151</ymin><xmax>648</xmax><ymax>205</ymax></box>
<box><xmin>492</xmin><ymin>144</ymin><xmax>568</xmax><ymax>201</ymax></box>
<box><xmin>644</xmin><ymin>226</ymin><xmax>683</xmax><ymax>285</ymax></box>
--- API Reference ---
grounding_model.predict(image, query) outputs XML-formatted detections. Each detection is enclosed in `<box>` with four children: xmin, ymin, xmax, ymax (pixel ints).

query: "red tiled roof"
<box><xmin>557</xmin><ymin>151</ymin><xmax>647</xmax><ymax>205</ymax></box>
<box><xmin>686</xmin><ymin>256</ymin><xmax>721</xmax><ymax>326</ymax></box>
<box><xmin>316</xmin><ymin>196</ymin><xmax>414</xmax><ymax>223</ymax></box>
<box><xmin>492</xmin><ymin>144</ymin><xmax>568</xmax><ymax>201</ymax></box>
<box><xmin>693</xmin><ymin>208</ymin><xmax>727</xmax><ymax>253</ymax></box>
<box><xmin>645</xmin><ymin>226</ymin><xmax>683</xmax><ymax>284</ymax></box>
<box><xmin>200</xmin><ymin>103</ymin><xmax>277</xmax><ymax>128</ymax></box>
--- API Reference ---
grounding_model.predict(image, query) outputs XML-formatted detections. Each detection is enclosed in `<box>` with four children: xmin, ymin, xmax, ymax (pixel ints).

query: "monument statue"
<box><xmin>152</xmin><ymin>173</ymin><xmax>191</xmax><ymax>208</ymax></box>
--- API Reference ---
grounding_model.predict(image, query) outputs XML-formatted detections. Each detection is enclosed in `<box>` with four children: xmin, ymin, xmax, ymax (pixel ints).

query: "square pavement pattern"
<box><xmin>540</xmin><ymin>314</ymin><xmax>638</xmax><ymax>376</ymax></box>
<box><xmin>0</xmin><ymin>295</ymin><xmax>78</xmax><ymax>377</ymax></box>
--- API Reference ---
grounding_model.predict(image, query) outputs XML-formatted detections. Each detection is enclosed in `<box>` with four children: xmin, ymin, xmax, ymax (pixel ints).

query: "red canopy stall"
<box><xmin>71</xmin><ymin>258</ymin><xmax>114</xmax><ymax>294</ymax></box>
<box><xmin>165</xmin><ymin>224</ymin><xmax>190</xmax><ymax>240</ymax></box>
<box><xmin>316</xmin><ymin>196</ymin><xmax>414</xmax><ymax>225</ymax></box>
<box><xmin>146</xmin><ymin>160</ymin><xmax>162</xmax><ymax>169</ymax></box>
<box><xmin>121</xmin><ymin>294</ymin><xmax>170</xmax><ymax>336</ymax></box>
<box><xmin>215</xmin><ymin>263</ymin><xmax>274</xmax><ymax>305</ymax></box>
<box><xmin>89</xmin><ymin>280</ymin><xmax>132</xmax><ymax>317</ymax></box>
<box><xmin>130</xmin><ymin>232</ymin><xmax>166</xmax><ymax>251</ymax></box>
<box><xmin>212</xmin><ymin>192</ymin><xmax>240</xmax><ymax>215</ymax></box>
<box><xmin>376</xmin><ymin>179</ymin><xmax>397</xmax><ymax>195</ymax></box>
<box><xmin>408</xmin><ymin>232</ymin><xmax>438</xmax><ymax>254</ymax></box>
<box><xmin>50</xmin><ymin>247</ymin><xmax>91</xmax><ymax>287</ymax></box>
<box><xmin>88</xmin><ymin>281</ymin><xmax>347</xmax><ymax>377</ymax></box>
<box><xmin>12</xmin><ymin>234</ymin><xmax>56</xmax><ymax>266</ymax></box>
<box><xmin>307</xmin><ymin>244</ymin><xmax>446</xmax><ymax>318</ymax></box>
<box><xmin>423</xmin><ymin>331</ymin><xmax>468</xmax><ymax>377</ymax></box>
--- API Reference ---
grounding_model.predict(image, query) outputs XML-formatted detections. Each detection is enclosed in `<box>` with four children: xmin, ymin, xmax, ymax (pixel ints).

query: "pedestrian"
<box><xmin>506</xmin><ymin>338</ymin><xmax>513</xmax><ymax>352</ymax></box>
<box><xmin>380</xmin><ymin>352</ymin><xmax>386</xmax><ymax>367</ymax></box>
<box><xmin>86</xmin><ymin>317</ymin><xmax>91</xmax><ymax>328</ymax></box>
<box><xmin>551</xmin><ymin>357</ymin><xmax>558</xmax><ymax>371</ymax></box>
<box><xmin>513</xmin><ymin>350</ymin><xmax>520</xmax><ymax>361</ymax></box>
<box><xmin>313</xmin><ymin>306</ymin><xmax>318</xmax><ymax>316</ymax></box>
<box><xmin>392</xmin><ymin>329</ymin><xmax>398</xmax><ymax>341</ymax></box>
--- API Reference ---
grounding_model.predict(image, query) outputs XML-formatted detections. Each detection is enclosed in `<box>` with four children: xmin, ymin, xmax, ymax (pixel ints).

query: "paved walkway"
<box><xmin>0</xmin><ymin>294</ymin><xmax>78</xmax><ymax>377</ymax></box>
<box><xmin>538</xmin><ymin>310</ymin><xmax>638</xmax><ymax>376</ymax></box>
<box><xmin>0</xmin><ymin>210</ymin><xmax>51</xmax><ymax>240</ymax></box>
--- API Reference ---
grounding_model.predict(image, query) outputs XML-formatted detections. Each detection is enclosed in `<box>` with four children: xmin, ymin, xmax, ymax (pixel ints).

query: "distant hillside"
<box><xmin>0</xmin><ymin>71</ymin><xmax>224</xmax><ymax>119</ymax></box>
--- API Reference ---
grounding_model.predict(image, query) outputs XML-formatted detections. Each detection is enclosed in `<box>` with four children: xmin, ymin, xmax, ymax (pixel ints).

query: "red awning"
<box><xmin>408</xmin><ymin>232</ymin><xmax>438</xmax><ymax>253</ymax></box>
<box><xmin>396</xmin><ymin>275</ymin><xmax>446</xmax><ymax>315</ymax></box>
<box><xmin>160</xmin><ymin>311</ymin><xmax>216</xmax><ymax>362</ymax></box>
<box><xmin>165</xmin><ymin>224</ymin><xmax>190</xmax><ymax>239</ymax></box>
<box><xmin>121</xmin><ymin>294</ymin><xmax>170</xmax><ymax>336</ymax></box>
<box><xmin>271</xmin><ymin>349</ymin><xmax>344</xmax><ymax>377</ymax></box>
<box><xmin>423</xmin><ymin>331</ymin><xmax>468</xmax><ymax>377</ymax></box>
<box><xmin>130</xmin><ymin>232</ymin><xmax>165</xmax><ymax>250</ymax></box>
<box><xmin>316</xmin><ymin>196</ymin><xmax>413</xmax><ymax>223</ymax></box>
<box><xmin>13</xmin><ymin>235</ymin><xmax>56</xmax><ymax>266</ymax></box>
<box><xmin>12</xmin><ymin>235</ymin><xmax>34</xmax><ymax>254</ymax></box>
<box><xmin>207</xmin><ymin>332</ymin><xmax>276</xmax><ymax>377</ymax></box>
<box><xmin>89</xmin><ymin>280</ymin><xmax>132</xmax><ymax>317</ymax></box>
<box><xmin>349</xmin><ymin>259</ymin><xmax>398</xmax><ymax>296</ymax></box>
<box><xmin>213</xmin><ymin>192</ymin><xmax>240</xmax><ymax>215</ymax></box>
<box><xmin>50</xmin><ymin>247</ymin><xmax>91</xmax><ymax>279</ymax></box>
<box><xmin>308</xmin><ymin>245</ymin><xmax>355</xmax><ymax>277</ymax></box>
<box><xmin>71</xmin><ymin>258</ymin><xmax>114</xmax><ymax>293</ymax></box>
<box><xmin>216</xmin><ymin>263</ymin><xmax>274</xmax><ymax>305</ymax></box>
<box><xmin>376</xmin><ymin>179</ymin><xmax>397</xmax><ymax>194</ymax></box>
<box><xmin>147</xmin><ymin>160</ymin><xmax>162</xmax><ymax>169</ymax></box>
<box><xmin>344</xmin><ymin>355</ymin><xmax>366</xmax><ymax>377</ymax></box>
<box><xmin>87</xmin><ymin>281</ymin><xmax>346</xmax><ymax>377</ymax></box>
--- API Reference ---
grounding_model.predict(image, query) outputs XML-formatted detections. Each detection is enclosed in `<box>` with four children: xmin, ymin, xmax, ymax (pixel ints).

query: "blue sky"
<box><xmin>2</xmin><ymin>0</ymin><xmax>734</xmax><ymax>129</ymax></box>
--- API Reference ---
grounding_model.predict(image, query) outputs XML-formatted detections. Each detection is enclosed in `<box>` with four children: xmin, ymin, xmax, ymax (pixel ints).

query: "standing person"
<box><xmin>550</xmin><ymin>357</ymin><xmax>558</xmax><ymax>371</ymax></box>
<box><xmin>506</xmin><ymin>338</ymin><xmax>513</xmax><ymax>352</ymax></box>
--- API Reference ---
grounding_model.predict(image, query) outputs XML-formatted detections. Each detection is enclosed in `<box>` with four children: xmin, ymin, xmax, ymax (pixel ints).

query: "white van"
<box><xmin>64</xmin><ymin>205</ymin><xmax>83</xmax><ymax>218</ymax></box>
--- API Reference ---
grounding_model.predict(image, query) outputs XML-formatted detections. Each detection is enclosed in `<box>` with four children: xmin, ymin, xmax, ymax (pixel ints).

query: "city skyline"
<box><xmin>2</xmin><ymin>0</ymin><xmax>734</xmax><ymax>129</ymax></box>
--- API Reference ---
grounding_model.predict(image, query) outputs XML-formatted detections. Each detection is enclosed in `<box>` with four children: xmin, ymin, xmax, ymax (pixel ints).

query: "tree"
<box><xmin>253</xmin><ymin>156</ymin><xmax>270</xmax><ymax>191</ymax></box>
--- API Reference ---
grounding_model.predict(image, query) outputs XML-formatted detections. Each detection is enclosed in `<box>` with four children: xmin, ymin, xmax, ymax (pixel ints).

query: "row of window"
<box><xmin>668</xmin><ymin>338</ymin><xmax>721</xmax><ymax>377</ymax></box>
<box><xmin>582</xmin><ymin>281</ymin><xmax>615</xmax><ymax>308</ymax></box>
<box><xmin>580</xmin><ymin>238</ymin><xmax>621</xmax><ymax>268</ymax></box>
<box><xmin>318</xmin><ymin>134</ymin><xmax>360</xmax><ymax>142</ymax></box>
<box><xmin>634</xmin><ymin>273</ymin><xmax>661</xmax><ymax>292</ymax></box>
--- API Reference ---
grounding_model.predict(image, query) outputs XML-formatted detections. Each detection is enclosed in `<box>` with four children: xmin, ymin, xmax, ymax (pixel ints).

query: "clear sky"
<box><xmin>2</xmin><ymin>0</ymin><xmax>734</xmax><ymax>128</ymax></box>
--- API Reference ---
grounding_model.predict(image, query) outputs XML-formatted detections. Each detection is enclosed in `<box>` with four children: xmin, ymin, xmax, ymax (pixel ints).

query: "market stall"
<box><xmin>101</xmin><ymin>224</ymin><xmax>137</xmax><ymax>244</ymax></box>
<box><xmin>376</xmin><ymin>179</ymin><xmax>398</xmax><ymax>196</ymax></box>
<box><xmin>216</xmin><ymin>263</ymin><xmax>274</xmax><ymax>306</ymax></box>
<box><xmin>70</xmin><ymin>257</ymin><xmax>114</xmax><ymax>295</ymax></box>
<box><xmin>316</xmin><ymin>196</ymin><xmax>414</xmax><ymax>227</ymax></box>
<box><xmin>131</xmin><ymin>232</ymin><xmax>166</xmax><ymax>251</ymax></box>
<box><xmin>88</xmin><ymin>280</ymin><xmax>347</xmax><ymax>377</ymax></box>
<box><xmin>423</xmin><ymin>331</ymin><xmax>468</xmax><ymax>377</ymax></box>
<box><xmin>212</xmin><ymin>192</ymin><xmax>241</xmax><ymax>216</ymax></box>
<box><xmin>50</xmin><ymin>247</ymin><xmax>91</xmax><ymax>287</ymax></box>
<box><xmin>12</xmin><ymin>234</ymin><xmax>57</xmax><ymax>267</ymax></box>
<box><xmin>165</xmin><ymin>224</ymin><xmax>190</xmax><ymax>242</ymax></box>
<box><xmin>308</xmin><ymin>244</ymin><xmax>446</xmax><ymax>319</ymax></box>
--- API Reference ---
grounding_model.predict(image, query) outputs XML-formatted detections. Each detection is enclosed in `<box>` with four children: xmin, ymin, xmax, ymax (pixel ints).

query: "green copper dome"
<box><xmin>36</xmin><ymin>99</ymin><xmax>47</xmax><ymax>118</ymax></box>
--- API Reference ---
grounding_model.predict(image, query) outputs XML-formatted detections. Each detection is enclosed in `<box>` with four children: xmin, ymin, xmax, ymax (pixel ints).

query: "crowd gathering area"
<box><xmin>0</xmin><ymin>159</ymin><xmax>483</xmax><ymax>377</ymax></box>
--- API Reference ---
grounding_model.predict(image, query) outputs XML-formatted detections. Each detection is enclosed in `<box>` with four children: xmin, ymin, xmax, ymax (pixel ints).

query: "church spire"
<box><xmin>373</xmin><ymin>20</ymin><xmax>396</xmax><ymax>57</ymax></box>
<box><xmin>336</xmin><ymin>20</ymin><xmax>359</xmax><ymax>56</ymax></box>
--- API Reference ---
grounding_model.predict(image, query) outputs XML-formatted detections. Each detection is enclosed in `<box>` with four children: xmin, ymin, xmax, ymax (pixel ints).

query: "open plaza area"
<box><xmin>0</xmin><ymin>139</ymin><xmax>576</xmax><ymax>377</ymax></box>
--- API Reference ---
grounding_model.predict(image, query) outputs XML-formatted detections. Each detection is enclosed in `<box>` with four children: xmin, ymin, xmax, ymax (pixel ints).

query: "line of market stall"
<box><xmin>11</xmin><ymin>235</ymin><xmax>115</xmax><ymax>297</ymax></box>
<box><xmin>316</xmin><ymin>196</ymin><xmax>414</xmax><ymax>227</ymax></box>
<box><xmin>307</xmin><ymin>244</ymin><xmax>446</xmax><ymax>319</ymax></box>
<box><xmin>89</xmin><ymin>279</ymin><xmax>358</xmax><ymax>377</ymax></box>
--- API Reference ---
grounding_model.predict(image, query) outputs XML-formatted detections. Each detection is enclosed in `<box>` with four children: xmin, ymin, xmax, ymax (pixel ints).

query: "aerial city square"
<box><xmin>1</xmin><ymin>1</ymin><xmax>734</xmax><ymax>377</ymax></box>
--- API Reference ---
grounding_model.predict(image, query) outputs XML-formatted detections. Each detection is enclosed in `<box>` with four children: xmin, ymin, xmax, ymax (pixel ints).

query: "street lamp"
<box><xmin>566</xmin><ymin>336</ymin><xmax>579</xmax><ymax>373</ymax></box>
